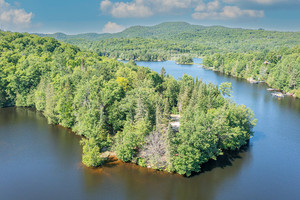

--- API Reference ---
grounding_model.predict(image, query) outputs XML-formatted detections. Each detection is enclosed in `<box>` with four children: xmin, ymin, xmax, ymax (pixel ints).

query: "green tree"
<box><xmin>80</xmin><ymin>138</ymin><xmax>104</xmax><ymax>167</ymax></box>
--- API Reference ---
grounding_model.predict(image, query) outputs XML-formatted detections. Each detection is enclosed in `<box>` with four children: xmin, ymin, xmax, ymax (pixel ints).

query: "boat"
<box><xmin>271</xmin><ymin>92</ymin><xmax>284</xmax><ymax>98</ymax></box>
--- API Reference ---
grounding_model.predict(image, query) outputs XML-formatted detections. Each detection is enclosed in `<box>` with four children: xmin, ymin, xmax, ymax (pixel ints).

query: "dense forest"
<box><xmin>37</xmin><ymin>22</ymin><xmax>300</xmax><ymax>96</ymax></box>
<box><xmin>176</xmin><ymin>56</ymin><xmax>194</xmax><ymax>64</ymax></box>
<box><xmin>0</xmin><ymin>31</ymin><xmax>256</xmax><ymax>176</ymax></box>
<box><xmin>203</xmin><ymin>46</ymin><xmax>300</xmax><ymax>97</ymax></box>
<box><xmin>37</xmin><ymin>22</ymin><xmax>300</xmax><ymax>59</ymax></box>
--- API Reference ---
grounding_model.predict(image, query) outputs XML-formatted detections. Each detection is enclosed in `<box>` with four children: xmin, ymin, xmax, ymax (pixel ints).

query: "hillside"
<box><xmin>33</xmin><ymin>22</ymin><xmax>300</xmax><ymax>96</ymax></box>
<box><xmin>36</xmin><ymin>22</ymin><xmax>200</xmax><ymax>41</ymax></box>
<box><xmin>36</xmin><ymin>22</ymin><xmax>300</xmax><ymax>49</ymax></box>
<box><xmin>35</xmin><ymin>22</ymin><xmax>300</xmax><ymax>62</ymax></box>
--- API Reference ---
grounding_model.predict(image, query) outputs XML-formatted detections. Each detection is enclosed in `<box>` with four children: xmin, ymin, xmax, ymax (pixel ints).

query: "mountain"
<box><xmin>36</xmin><ymin>32</ymin><xmax>107</xmax><ymax>41</ymax></box>
<box><xmin>35</xmin><ymin>21</ymin><xmax>300</xmax><ymax>47</ymax></box>
<box><xmin>113</xmin><ymin>22</ymin><xmax>202</xmax><ymax>38</ymax></box>
<box><xmin>34</xmin><ymin>21</ymin><xmax>300</xmax><ymax>61</ymax></box>
<box><xmin>35</xmin><ymin>22</ymin><xmax>202</xmax><ymax>41</ymax></box>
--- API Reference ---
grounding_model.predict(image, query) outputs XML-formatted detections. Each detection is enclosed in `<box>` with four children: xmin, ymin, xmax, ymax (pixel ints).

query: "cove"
<box><xmin>0</xmin><ymin>59</ymin><xmax>299</xmax><ymax>200</ymax></box>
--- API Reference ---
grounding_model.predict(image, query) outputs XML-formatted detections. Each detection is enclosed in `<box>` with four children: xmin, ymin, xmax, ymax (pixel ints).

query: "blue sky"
<box><xmin>0</xmin><ymin>0</ymin><xmax>299</xmax><ymax>34</ymax></box>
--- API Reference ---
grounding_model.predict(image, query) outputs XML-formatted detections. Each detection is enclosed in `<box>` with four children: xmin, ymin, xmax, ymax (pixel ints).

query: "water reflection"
<box><xmin>1</xmin><ymin>59</ymin><xmax>300</xmax><ymax>199</ymax></box>
<box><xmin>79</xmin><ymin>142</ymin><xmax>252</xmax><ymax>200</ymax></box>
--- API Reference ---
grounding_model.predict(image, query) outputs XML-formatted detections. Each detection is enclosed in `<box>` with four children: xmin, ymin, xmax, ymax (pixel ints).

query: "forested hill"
<box><xmin>36</xmin><ymin>22</ymin><xmax>300</xmax><ymax>44</ymax></box>
<box><xmin>34</xmin><ymin>22</ymin><xmax>300</xmax><ymax>97</ymax></box>
<box><xmin>0</xmin><ymin>30</ymin><xmax>256</xmax><ymax>176</ymax></box>
<box><xmin>36</xmin><ymin>22</ymin><xmax>201</xmax><ymax>41</ymax></box>
<box><xmin>35</xmin><ymin>22</ymin><xmax>300</xmax><ymax>60</ymax></box>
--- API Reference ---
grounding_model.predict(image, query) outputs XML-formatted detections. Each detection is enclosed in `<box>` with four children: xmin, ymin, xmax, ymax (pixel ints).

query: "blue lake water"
<box><xmin>0</xmin><ymin>59</ymin><xmax>299</xmax><ymax>200</ymax></box>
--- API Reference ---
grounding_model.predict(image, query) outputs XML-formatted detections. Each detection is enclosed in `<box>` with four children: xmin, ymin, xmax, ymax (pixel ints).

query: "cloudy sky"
<box><xmin>0</xmin><ymin>0</ymin><xmax>299</xmax><ymax>34</ymax></box>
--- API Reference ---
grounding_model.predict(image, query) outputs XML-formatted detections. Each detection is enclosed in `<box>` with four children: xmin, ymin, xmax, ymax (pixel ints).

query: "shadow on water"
<box><xmin>1</xmin><ymin>97</ymin><xmax>253</xmax><ymax>200</ymax></box>
<box><xmin>199</xmin><ymin>142</ymin><xmax>250</xmax><ymax>175</ymax></box>
<box><xmin>2</xmin><ymin>57</ymin><xmax>300</xmax><ymax>200</ymax></box>
<box><xmin>82</xmin><ymin>141</ymin><xmax>251</xmax><ymax>178</ymax></box>
<box><xmin>79</xmin><ymin>141</ymin><xmax>252</xmax><ymax>200</ymax></box>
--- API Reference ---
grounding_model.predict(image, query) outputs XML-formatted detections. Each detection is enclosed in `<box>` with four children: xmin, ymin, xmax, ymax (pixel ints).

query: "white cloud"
<box><xmin>100</xmin><ymin>0</ymin><xmax>152</xmax><ymax>18</ymax></box>
<box><xmin>221</xmin><ymin>6</ymin><xmax>264</xmax><ymax>18</ymax></box>
<box><xmin>100</xmin><ymin>0</ymin><xmax>266</xmax><ymax>21</ymax></box>
<box><xmin>195</xmin><ymin>3</ymin><xmax>206</xmax><ymax>12</ymax></box>
<box><xmin>0</xmin><ymin>0</ymin><xmax>33</xmax><ymax>31</ymax></box>
<box><xmin>102</xmin><ymin>21</ymin><xmax>125</xmax><ymax>33</ymax></box>
<box><xmin>111</xmin><ymin>1</ymin><xmax>153</xmax><ymax>18</ymax></box>
<box><xmin>195</xmin><ymin>0</ymin><xmax>220</xmax><ymax>12</ymax></box>
<box><xmin>207</xmin><ymin>0</ymin><xmax>221</xmax><ymax>11</ymax></box>
<box><xmin>100</xmin><ymin>0</ymin><xmax>113</xmax><ymax>12</ymax></box>
<box><xmin>222</xmin><ymin>0</ymin><xmax>299</xmax><ymax>5</ymax></box>
<box><xmin>146</xmin><ymin>0</ymin><xmax>193</xmax><ymax>12</ymax></box>
<box><xmin>193</xmin><ymin>5</ymin><xmax>264</xmax><ymax>20</ymax></box>
<box><xmin>100</xmin><ymin>0</ymin><xmax>198</xmax><ymax>18</ymax></box>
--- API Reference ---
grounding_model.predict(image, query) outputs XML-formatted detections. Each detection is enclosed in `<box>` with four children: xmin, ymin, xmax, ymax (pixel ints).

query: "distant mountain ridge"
<box><xmin>34</xmin><ymin>21</ymin><xmax>300</xmax><ymax>62</ymax></box>
<box><xmin>36</xmin><ymin>22</ymin><xmax>284</xmax><ymax>41</ymax></box>
<box><xmin>35</xmin><ymin>22</ymin><xmax>201</xmax><ymax>40</ymax></box>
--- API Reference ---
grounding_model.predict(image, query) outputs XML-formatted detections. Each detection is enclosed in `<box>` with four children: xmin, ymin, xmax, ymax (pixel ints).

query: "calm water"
<box><xmin>1</xmin><ymin>59</ymin><xmax>299</xmax><ymax>200</ymax></box>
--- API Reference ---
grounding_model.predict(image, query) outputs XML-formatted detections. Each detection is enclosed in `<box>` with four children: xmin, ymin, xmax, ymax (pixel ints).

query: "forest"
<box><xmin>203</xmin><ymin>47</ymin><xmax>300</xmax><ymax>97</ymax></box>
<box><xmin>176</xmin><ymin>56</ymin><xmax>194</xmax><ymax>65</ymax></box>
<box><xmin>38</xmin><ymin>22</ymin><xmax>300</xmax><ymax>59</ymax></box>
<box><xmin>38</xmin><ymin>22</ymin><xmax>300</xmax><ymax>96</ymax></box>
<box><xmin>0</xmin><ymin>31</ymin><xmax>256</xmax><ymax>176</ymax></box>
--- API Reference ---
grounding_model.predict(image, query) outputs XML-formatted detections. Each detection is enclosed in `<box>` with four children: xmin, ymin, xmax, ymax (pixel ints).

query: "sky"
<box><xmin>0</xmin><ymin>0</ymin><xmax>300</xmax><ymax>34</ymax></box>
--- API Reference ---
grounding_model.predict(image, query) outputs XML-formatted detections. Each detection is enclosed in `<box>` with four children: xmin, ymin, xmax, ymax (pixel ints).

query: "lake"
<box><xmin>1</xmin><ymin>59</ymin><xmax>299</xmax><ymax>200</ymax></box>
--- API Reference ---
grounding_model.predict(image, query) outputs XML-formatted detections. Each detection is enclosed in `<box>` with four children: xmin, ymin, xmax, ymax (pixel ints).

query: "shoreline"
<box><xmin>203</xmin><ymin>65</ymin><xmax>298</xmax><ymax>99</ymax></box>
<box><xmin>96</xmin><ymin>142</ymin><xmax>250</xmax><ymax>177</ymax></box>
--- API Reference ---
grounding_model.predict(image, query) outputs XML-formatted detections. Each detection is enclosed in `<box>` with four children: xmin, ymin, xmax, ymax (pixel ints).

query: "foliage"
<box><xmin>80</xmin><ymin>138</ymin><xmax>104</xmax><ymax>167</ymax></box>
<box><xmin>219</xmin><ymin>82</ymin><xmax>233</xmax><ymax>97</ymax></box>
<box><xmin>37</xmin><ymin>22</ymin><xmax>299</xmax><ymax>95</ymax></box>
<box><xmin>203</xmin><ymin>46</ymin><xmax>300</xmax><ymax>94</ymax></box>
<box><xmin>172</xmin><ymin>80</ymin><xmax>256</xmax><ymax>176</ymax></box>
<box><xmin>38</xmin><ymin>22</ymin><xmax>300</xmax><ymax>61</ymax></box>
<box><xmin>0</xmin><ymin>30</ymin><xmax>256</xmax><ymax>176</ymax></box>
<box><xmin>176</xmin><ymin>56</ymin><xmax>193</xmax><ymax>64</ymax></box>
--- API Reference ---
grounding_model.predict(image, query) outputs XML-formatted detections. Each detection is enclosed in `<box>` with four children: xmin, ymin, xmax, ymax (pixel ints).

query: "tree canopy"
<box><xmin>203</xmin><ymin>46</ymin><xmax>300</xmax><ymax>97</ymax></box>
<box><xmin>0</xmin><ymin>30</ymin><xmax>256</xmax><ymax>176</ymax></box>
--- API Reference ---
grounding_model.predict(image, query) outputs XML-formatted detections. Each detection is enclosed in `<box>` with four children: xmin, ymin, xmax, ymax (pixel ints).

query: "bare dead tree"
<box><xmin>140</xmin><ymin>130</ymin><xmax>168</xmax><ymax>169</ymax></box>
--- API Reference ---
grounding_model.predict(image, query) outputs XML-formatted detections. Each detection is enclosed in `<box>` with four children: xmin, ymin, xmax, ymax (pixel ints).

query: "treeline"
<box><xmin>176</xmin><ymin>56</ymin><xmax>194</xmax><ymax>64</ymax></box>
<box><xmin>65</xmin><ymin>37</ymin><xmax>200</xmax><ymax>61</ymax></box>
<box><xmin>203</xmin><ymin>46</ymin><xmax>300</xmax><ymax>97</ymax></box>
<box><xmin>0</xmin><ymin>31</ymin><xmax>256</xmax><ymax>176</ymax></box>
<box><xmin>39</xmin><ymin>22</ymin><xmax>300</xmax><ymax>62</ymax></box>
<box><xmin>51</xmin><ymin>24</ymin><xmax>300</xmax><ymax>96</ymax></box>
